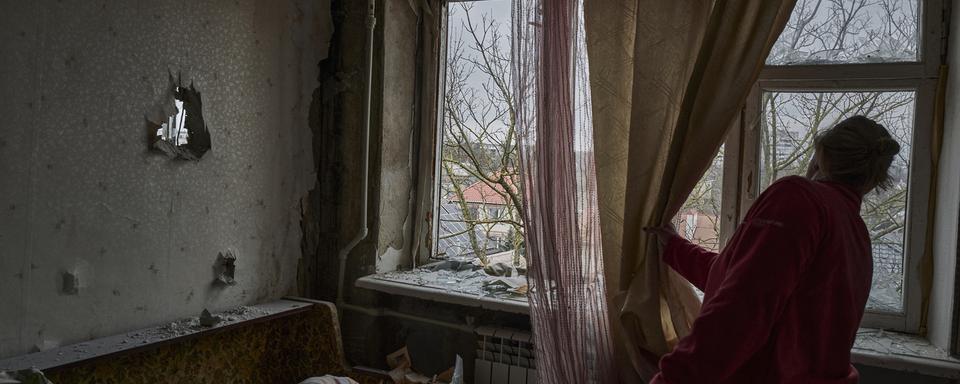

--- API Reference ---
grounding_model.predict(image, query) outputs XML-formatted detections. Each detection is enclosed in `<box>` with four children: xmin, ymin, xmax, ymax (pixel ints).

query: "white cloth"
<box><xmin>298</xmin><ymin>375</ymin><xmax>359</xmax><ymax>384</ymax></box>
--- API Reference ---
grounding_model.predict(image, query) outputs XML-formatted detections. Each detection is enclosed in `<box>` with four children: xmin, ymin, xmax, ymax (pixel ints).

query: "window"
<box><xmin>356</xmin><ymin>1</ymin><xmax>528</xmax><ymax>308</ymax></box>
<box><xmin>759</xmin><ymin>90</ymin><xmax>915</xmax><ymax>313</ymax></box>
<box><xmin>766</xmin><ymin>0</ymin><xmax>921</xmax><ymax>65</ymax></box>
<box><xmin>675</xmin><ymin>147</ymin><xmax>724</xmax><ymax>252</ymax></box>
<box><xmin>721</xmin><ymin>0</ymin><xmax>945</xmax><ymax>331</ymax></box>
<box><xmin>435</xmin><ymin>1</ymin><xmax>524</xmax><ymax>268</ymax></box>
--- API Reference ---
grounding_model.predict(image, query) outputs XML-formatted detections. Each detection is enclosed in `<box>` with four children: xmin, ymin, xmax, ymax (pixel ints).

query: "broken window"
<box><xmin>766</xmin><ymin>0</ymin><xmax>920</xmax><ymax>65</ymax></box>
<box><xmin>732</xmin><ymin>0</ymin><xmax>942</xmax><ymax>332</ymax></box>
<box><xmin>148</xmin><ymin>77</ymin><xmax>211</xmax><ymax>160</ymax></box>
<box><xmin>435</xmin><ymin>1</ymin><xmax>522</xmax><ymax>271</ymax></box>
<box><xmin>357</xmin><ymin>1</ymin><xmax>530</xmax><ymax>306</ymax></box>
<box><xmin>673</xmin><ymin>147</ymin><xmax>724</xmax><ymax>253</ymax></box>
<box><xmin>759</xmin><ymin>91</ymin><xmax>915</xmax><ymax>313</ymax></box>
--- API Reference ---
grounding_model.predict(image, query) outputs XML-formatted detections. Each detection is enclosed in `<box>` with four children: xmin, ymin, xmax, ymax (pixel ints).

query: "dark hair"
<box><xmin>814</xmin><ymin>115</ymin><xmax>901</xmax><ymax>191</ymax></box>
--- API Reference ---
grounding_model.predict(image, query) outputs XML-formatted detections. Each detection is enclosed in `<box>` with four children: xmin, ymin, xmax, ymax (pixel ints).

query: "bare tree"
<box><xmin>675</xmin><ymin>149</ymin><xmax>724</xmax><ymax>251</ymax></box>
<box><xmin>760</xmin><ymin>90</ymin><xmax>913</xmax><ymax>310</ymax></box>
<box><xmin>768</xmin><ymin>0</ymin><xmax>918</xmax><ymax>64</ymax></box>
<box><xmin>439</xmin><ymin>4</ymin><xmax>524</xmax><ymax>266</ymax></box>
<box><xmin>676</xmin><ymin>0</ymin><xmax>920</xmax><ymax>311</ymax></box>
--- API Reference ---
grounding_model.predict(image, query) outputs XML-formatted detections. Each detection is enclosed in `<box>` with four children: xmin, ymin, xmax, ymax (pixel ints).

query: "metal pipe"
<box><xmin>337</xmin><ymin>0</ymin><xmax>377</xmax><ymax>308</ymax></box>
<box><xmin>331</xmin><ymin>2</ymin><xmax>475</xmax><ymax>337</ymax></box>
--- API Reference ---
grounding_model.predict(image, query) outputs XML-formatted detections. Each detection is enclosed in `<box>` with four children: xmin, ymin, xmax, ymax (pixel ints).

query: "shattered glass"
<box><xmin>766</xmin><ymin>0</ymin><xmax>920</xmax><ymax>65</ymax></box>
<box><xmin>373</xmin><ymin>258</ymin><xmax>529</xmax><ymax>301</ymax></box>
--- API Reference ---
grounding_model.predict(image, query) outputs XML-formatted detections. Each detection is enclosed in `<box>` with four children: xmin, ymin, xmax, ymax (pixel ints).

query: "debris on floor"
<box><xmin>386</xmin><ymin>347</ymin><xmax>412</xmax><ymax>371</ymax></box>
<box><xmin>384</xmin><ymin>347</ymin><xmax>463</xmax><ymax>384</ymax></box>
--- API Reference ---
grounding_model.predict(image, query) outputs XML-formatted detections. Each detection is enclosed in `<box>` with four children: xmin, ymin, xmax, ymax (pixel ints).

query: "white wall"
<box><xmin>0</xmin><ymin>0</ymin><xmax>330</xmax><ymax>358</ymax></box>
<box><xmin>928</xmin><ymin>4</ymin><xmax>960</xmax><ymax>350</ymax></box>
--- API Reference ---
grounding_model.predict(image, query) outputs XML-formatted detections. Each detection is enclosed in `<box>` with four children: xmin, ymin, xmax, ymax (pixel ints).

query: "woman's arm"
<box><xmin>646</xmin><ymin>225</ymin><xmax>718</xmax><ymax>290</ymax></box>
<box><xmin>661</xmin><ymin>235</ymin><xmax>718</xmax><ymax>291</ymax></box>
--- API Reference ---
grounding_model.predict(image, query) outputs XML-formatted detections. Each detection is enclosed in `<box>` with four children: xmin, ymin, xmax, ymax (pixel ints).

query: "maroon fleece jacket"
<box><xmin>652</xmin><ymin>176</ymin><xmax>872</xmax><ymax>384</ymax></box>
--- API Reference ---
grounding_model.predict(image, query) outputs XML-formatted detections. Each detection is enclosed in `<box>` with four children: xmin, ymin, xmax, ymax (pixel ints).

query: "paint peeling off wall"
<box><xmin>0</xmin><ymin>0</ymin><xmax>331</xmax><ymax>359</ymax></box>
<box><xmin>375</xmin><ymin>0</ymin><xmax>420</xmax><ymax>273</ymax></box>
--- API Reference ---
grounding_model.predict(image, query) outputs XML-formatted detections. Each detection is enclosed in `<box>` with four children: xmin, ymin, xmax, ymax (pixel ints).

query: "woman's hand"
<box><xmin>643</xmin><ymin>223</ymin><xmax>679</xmax><ymax>248</ymax></box>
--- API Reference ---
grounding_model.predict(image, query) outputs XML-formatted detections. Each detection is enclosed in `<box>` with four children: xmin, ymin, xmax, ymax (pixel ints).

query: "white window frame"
<box><xmin>423</xmin><ymin>0</ymin><xmax>450</xmax><ymax>267</ymax></box>
<box><xmin>721</xmin><ymin>0</ymin><xmax>947</xmax><ymax>332</ymax></box>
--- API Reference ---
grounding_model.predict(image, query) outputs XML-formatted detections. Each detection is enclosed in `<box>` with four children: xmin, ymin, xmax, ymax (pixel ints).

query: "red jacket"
<box><xmin>652</xmin><ymin>176</ymin><xmax>873</xmax><ymax>384</ymax></box>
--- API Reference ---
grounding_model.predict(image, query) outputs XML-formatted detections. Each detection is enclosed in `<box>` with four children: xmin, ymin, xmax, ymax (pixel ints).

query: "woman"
<box><xmin>646</xmin><ymin>115</ymin><xmax>901</xmax><ymax>384</ymax></box>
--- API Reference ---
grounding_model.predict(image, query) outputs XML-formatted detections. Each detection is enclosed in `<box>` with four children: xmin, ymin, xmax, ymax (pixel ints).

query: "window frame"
<box><xmin>427</xmin><ymin>0</ymin><xmax>523</xmax><ymax>266</ymax></box>
<box><xmin>426</xmin><ymin>1</ymin><xmax>450</xmax><ymax>266</ymax></box>
<box><xmin>722</xmin><ymin>0</ymin><xmax>947</xmax><ymax>332</ymax></box>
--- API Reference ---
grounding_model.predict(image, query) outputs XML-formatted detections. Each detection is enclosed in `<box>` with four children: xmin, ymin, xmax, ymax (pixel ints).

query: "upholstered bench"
<box><xmin>0</xmin><ymin>298</ymin><xmax>382</xmax><ymax>384</ymax></box>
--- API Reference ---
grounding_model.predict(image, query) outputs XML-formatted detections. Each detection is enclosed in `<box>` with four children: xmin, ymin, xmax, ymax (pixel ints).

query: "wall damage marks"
<box><xmin>147</xmin><ymin>74</ymin><xmax>212</xmax><ymax>161</ymax></box>
<box><xmin>59</xmin><ymin>260</ymin><xmax>91</xmax><ymax>296</ymax></box>
<box><xmin>213</xmin><ymin>250</ymin><xmax>238</xmax><ymax>286</ymax></box>
<box><xmin>0</xmin><ymin>0</ymin><xmax>325</xmax><ymax>360</ymax></box>
<box><xmin>61</xmin><ymin>272</ymin><xmax>79</xmax><ymax>295</ymax></box>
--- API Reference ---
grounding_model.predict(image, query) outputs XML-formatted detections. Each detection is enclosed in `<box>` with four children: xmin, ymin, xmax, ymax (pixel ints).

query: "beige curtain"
<box><xmin>584</xmin><ymin>0</ymin><xmax>795</xmax><ymax>379</ymax></box>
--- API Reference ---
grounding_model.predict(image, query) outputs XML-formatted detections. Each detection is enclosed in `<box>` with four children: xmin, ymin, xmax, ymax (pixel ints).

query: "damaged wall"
<box><xmin>0</xmin><ymin>0</ymin><xmax>331</xmax><ymax>359</ymax></box>
<box><xmin>375</xmin><ymin>0</ymin><xmax>419</xmax><ymax>274</ymax></box>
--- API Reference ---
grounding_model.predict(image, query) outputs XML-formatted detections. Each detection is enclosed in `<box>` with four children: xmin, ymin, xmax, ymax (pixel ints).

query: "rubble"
<box><xmin>384</xmin><ymin>347</ymin><xmax>463</xmax><ymax>384</ymax></box>
<box><xmin>482</xmin><ymin>262</ymin><xmax>514</xmax><ymax>277</ymax></box>
<box><xmin>373</xmin><ymin>259</ymin><xmax>529</xmax><ymax>301</ymax></box>
<box><xmin>199</xmin><ymin>309</ymin><xmax>222</xmax><ymax>327</ymax></box>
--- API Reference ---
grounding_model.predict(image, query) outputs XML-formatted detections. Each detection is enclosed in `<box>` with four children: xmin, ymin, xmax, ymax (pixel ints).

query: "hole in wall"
<box><xmin>61</xmin><ymin>271</ymin><xmax>79</xmax><ymax>295</ymax></box>
<box><xmin>213</xmin><ymin>250</ymin><xmax>237</xmax><ymax>286</ymax></box>
<box><xmin>147</xmin><ymin>73</ymin><xmax>212</xmax><ymax>161</ymax></box>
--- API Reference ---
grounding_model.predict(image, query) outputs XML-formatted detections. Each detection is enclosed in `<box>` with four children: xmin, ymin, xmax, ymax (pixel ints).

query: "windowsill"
<box><xmin>852</xmin><ymin>329</ymin><xmax>960</xmax><ymax>379</ymax></box>
<box><xmin>355</xmin><ymin>268</ymin><xmax>529</xmax><ymax>315</ymax></box>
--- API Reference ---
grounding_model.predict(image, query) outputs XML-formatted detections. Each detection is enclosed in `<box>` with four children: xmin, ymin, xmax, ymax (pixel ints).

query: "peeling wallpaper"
<box><xmin>0</xmin><ymin>0</ymin><xmax>330</xmax><ymax>359</ymax></box>
<box><xmin>375</xmin><ymin>0</ymin><xmax>418</xmax><ymax>273</ymax></box>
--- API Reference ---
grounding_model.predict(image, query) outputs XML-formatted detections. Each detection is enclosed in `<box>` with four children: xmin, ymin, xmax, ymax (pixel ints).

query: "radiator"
<box><xmin>473</xmin><ymin>327</ymin><xmax>537</xmax><ymax>384</ymax></box>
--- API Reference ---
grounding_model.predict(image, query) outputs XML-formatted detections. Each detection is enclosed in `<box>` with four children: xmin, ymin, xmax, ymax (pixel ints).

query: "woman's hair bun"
<box><xmin>875</xmin><ymin>137</ymin><xmax>901</xmax><ymax>157</ymax></box>
<box><xmin>815</xmin><ymin>115</ymin><xmax>900</xmax><ymax>191</ymax></box>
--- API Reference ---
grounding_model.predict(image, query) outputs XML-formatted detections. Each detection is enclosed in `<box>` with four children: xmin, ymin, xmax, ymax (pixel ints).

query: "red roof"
<box><xmin>449</xmin><ymin>177</ymin><xmax>517</xmax><ymax>206</ymax></box>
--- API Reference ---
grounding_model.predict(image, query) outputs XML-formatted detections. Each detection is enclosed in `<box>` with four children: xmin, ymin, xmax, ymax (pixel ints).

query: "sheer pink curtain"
<box><xmin>513</xmin><ymin>1</ymin><xmax>615</xmax><ymax>383</ymax></box>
